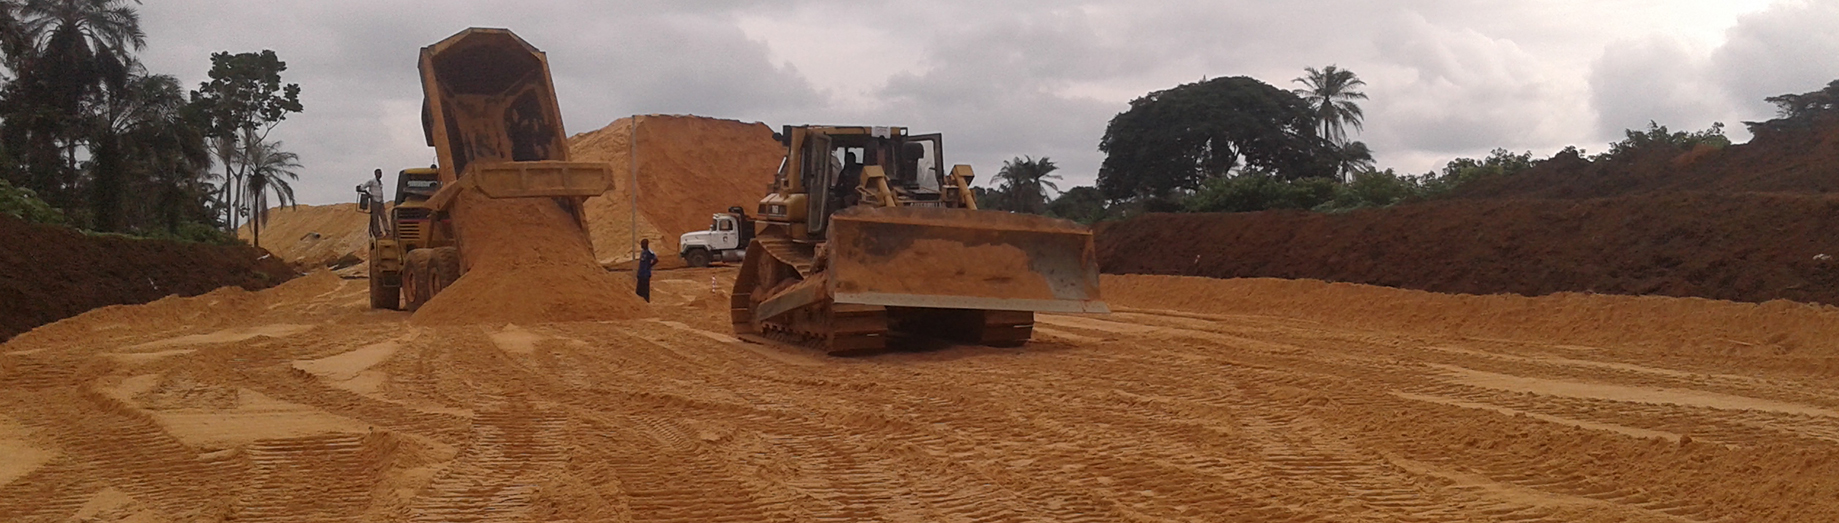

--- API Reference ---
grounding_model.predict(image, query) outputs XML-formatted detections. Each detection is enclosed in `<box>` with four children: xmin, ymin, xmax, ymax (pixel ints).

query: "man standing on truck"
<box><xmin>637</xmin><ymin>238</ymin><xmax>658</xmax><ymax>302</ymax></box>
<box><xmin>359</xmin><ymin>169</ymin><xmax>386</xmax><ymax>238</ymax></box>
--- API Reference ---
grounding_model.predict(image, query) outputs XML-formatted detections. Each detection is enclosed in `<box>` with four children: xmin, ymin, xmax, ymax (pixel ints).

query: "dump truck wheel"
<box><xmin>403</xmin><ymin>249</ymin><xmax>434</xmax><ymax>312</ymax></box>
<box><xmin>428</xmin><ymin>247</ymin><xmax>461</xmax><ymax>297</ymax></box>
<box><xmin>684</xmin><ymin>248</ymin><xmax>712</xmax><ymax>268</ymax></box>
<box><xmin>369</xmin><ymin>269</ymin><xmax>400</xmax><ymax>310</ymax></box>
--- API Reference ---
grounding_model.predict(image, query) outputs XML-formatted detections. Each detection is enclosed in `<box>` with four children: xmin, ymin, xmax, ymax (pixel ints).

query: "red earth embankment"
<box><xmin>1098</xmin><ymin>119</ymin><xmax>1839</xmax><ymax>304</ymax></box>
<box><xmin>0</xmin><ymin>214</ymin><xmax>296</xmax><ymax>340</ymax></box>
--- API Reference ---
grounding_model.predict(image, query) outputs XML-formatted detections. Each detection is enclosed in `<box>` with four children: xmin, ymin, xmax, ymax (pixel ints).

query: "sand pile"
<box><xmin>1100</xmin><ymin>274</ymin><xmax>1839</xmax><ymax>359</ymax></box>
<box><xmin>410</xmin><ymin>191</ymin><xmax>648</xmax><ymax>325</ymax></box>
<box><xmin>237</xmin><ymin>203</ymin><xmax>372</xmax><ymax>269</ymax></box>
<box><xmin>567</xmin><ymin>115</ymin><xmax>782</xmax><ymax>263</ymax></box>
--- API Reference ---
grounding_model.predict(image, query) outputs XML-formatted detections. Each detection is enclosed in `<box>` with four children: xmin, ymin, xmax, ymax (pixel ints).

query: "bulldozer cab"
<box><xmin>772</xmin><ymin>126</ymin><xmax>960</xmax><ymax>240</ymax></box>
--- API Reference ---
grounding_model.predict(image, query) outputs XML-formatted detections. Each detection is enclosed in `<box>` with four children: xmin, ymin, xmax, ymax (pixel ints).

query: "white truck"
<box><xmin>678</xmin><ymin>206</ymin><xmax>753</xmax><ymax>267</ymax></box>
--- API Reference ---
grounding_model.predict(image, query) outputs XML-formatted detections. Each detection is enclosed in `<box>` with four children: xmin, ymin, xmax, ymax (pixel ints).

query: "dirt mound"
<box><xmin>410</xmin><ymin>191</ymin><xmax>648</xmax><ymax>325</ymax></box>
<box><xmin>1100</xmin><ymin>118</ymin><xmax>1839</xmax><ymax>305</ymax></box>
<box><xmin>242</xmin><ymin>115</ymin><xmax>782</xmax><ymax>267</ymax></box>
<box><xmin>1097</xmin><ymin>192</ymin><xmax>1839</xmax><ymax>305</ymax></box>
<box><xmin>1456</xmin><ymin>119</ymin><xmax>1839</xmax><ymax>199</ymax></box>
<box><xmin>568</xmin><ymin>115</ymin><xmax>781</xmax><ymax>263</ymax></box>
<box><xmin>0</xmin><ymin>214</ymin><xmax>296</xmax><ymax>341</ymax></box>
<box><xmin>237</xmin><ymin>203</ymin><xmax>372</xmax><ymax>269</ymax></box>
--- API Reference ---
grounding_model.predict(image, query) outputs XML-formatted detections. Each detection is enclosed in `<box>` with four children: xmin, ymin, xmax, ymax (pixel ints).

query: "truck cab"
<box><xmin>680</xmin><ymin>207</ymin><xmax>752</xmax><ymax>267</ymax></box>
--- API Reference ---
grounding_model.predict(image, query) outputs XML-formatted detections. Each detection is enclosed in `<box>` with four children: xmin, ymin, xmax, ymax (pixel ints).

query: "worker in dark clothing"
<box><xmin>636</xmin><ymin>239</ymin><xmax>658</xmax><ymax>302</ymax></box>
<box><xmin>837</xmin><ymin>151</ymin><xmax>863</xmax><ymax>207</ymax></box>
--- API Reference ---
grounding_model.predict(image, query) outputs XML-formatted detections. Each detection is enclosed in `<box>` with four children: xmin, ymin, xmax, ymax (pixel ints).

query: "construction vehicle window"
<box><xmin>718</xmin><ymin>220</ymin><xmax>734</xmax><ymax>231</ymax></box>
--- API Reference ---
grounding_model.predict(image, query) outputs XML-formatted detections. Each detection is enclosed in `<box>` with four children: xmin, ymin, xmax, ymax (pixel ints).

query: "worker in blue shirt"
<box><xmin>637</xmin><ymin>239</ymin><xmax>658</xmax><ymax>302</ymax></box>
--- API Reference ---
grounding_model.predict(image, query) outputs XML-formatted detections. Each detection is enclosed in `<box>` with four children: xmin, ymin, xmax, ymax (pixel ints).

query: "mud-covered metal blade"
<box><xmin>827</xmin><ymin>206</ymin><xmax>1108</xmax><ymax>314</ymax></box>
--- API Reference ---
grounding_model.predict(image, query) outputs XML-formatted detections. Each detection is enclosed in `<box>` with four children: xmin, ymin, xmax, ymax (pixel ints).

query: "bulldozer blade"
<box><xmin>826</xmin><ymin>206</ymin><xmax>1108</xmax><ymax>314</ymax></box>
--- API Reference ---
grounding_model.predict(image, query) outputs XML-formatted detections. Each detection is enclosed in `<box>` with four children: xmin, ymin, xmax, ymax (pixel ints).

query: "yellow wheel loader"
<box><xmin>366</xmin><ymin>27</ymin><xmax>612</xmax><ymax>310</ymax></box>
<box><xmin>732</xmin><ymin>126</ymin><xmax>1107</xmax><ymax>353</ymax></box>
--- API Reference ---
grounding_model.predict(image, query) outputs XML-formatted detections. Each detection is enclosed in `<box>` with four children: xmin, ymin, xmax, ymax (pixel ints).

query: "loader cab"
<box><xmin>390</xmin><ymin>168</ymin><xmax>447</xmax><ymax>251</ymax></box>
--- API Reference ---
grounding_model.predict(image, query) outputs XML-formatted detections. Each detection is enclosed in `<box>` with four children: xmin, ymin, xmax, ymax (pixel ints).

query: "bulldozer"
<box><xmin>732</xmin><ymin>125</ymin><xmax>1107</xmax><ymax>353</ymax></box>
<box><xmin>367</xmin><ymin>27</ymin><xmax>612</xmax><ymax>310</ymax></box>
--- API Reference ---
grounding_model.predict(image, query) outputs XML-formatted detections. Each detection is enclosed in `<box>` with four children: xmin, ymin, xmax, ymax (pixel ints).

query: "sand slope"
<box><xmin>568</xmin><ymin>114</ymin><xmax>782</xmax><ymax>263</ymax></box>
<box><xmin>236</xmin><ymin>203</ymin><xmax>371</xmax><ymax>269</ymax></box>
<box><xmin>246</xmin><ymin>115</ymin><xmax>784</xmax><ymax>268</ymax></box>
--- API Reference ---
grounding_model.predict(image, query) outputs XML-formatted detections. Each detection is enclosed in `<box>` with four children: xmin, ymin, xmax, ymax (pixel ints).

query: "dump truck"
<box><xmin>367</xmin><ymin>27</ymin><xmax>612</xmax><ymax>311</ymax></box>
<box><xmin>732</xmin><ymin>125</ymin><xmax>1107</xmax><ymax>353</ymax></box>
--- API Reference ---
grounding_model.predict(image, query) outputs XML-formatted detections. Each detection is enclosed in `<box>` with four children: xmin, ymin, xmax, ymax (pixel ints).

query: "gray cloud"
<box><xmin>1589</xmin><ymin>36</ymin><xmax>1727</xmax><ymax>139</ymax></box>
<box><xmin>131</xmin><ymin>1</ymin><xmax>1836</xmax><ymax>203</ymax></box>
<box><xmin>1710</xmin><ymin>1</ymin><xmax>1839</xmax><ymax>119</ymax></box>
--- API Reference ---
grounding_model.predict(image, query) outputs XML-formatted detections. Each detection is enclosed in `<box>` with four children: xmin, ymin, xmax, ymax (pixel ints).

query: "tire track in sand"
<box><xmin>405</xmin><ymin>398</ymin><xmax>570</xmax><ymax>523</ymax></box>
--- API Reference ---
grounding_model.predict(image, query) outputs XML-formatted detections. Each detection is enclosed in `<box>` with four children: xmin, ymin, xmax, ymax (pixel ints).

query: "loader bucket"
<box><xmin>826</xmin><ymin>206</ymin><xmax>1108</xmax><ymax>314</ymax></box>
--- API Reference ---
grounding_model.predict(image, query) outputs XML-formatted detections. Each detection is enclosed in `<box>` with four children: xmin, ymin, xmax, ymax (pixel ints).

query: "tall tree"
<box><xmin>0</xmin><ymin>0</ymin><xmax>143</xmax><ymax>218</ymax></box>
<box><xmin>238</xmin><ymin>129</ymin><xmax>299</xmax><ymax>249</ymax></box>
<box><xmin>1291</xmin><ymin>65</ymin><xmax>1367</xmax><ymax>147</ymax></box>
<box><xmin>189</xmin><ymin>49</ymin><xmax>302</xmax><ymax>231</ymax></box>
<box><xmin>1098</xmin><ymin>76</ymin><xmax>1334</xmax><ymax>201</ymax></box>
<box><xmin>113</xmin><ymin>73</ymin><xmax>208</xmax><ymax>232</ymax></box>
<box><xmin>994</xmin><ymin>156</ymin><xmax>1061</xmax><ymax>215</ymax></box>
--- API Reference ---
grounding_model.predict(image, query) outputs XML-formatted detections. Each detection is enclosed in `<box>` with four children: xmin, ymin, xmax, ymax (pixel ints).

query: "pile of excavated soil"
<box><xmin>568</xmin><ymin>115</ymin><xmax>781</xmax><ymax>263</ymax></box>
<box><xmin>237</xmin><ymin>203</ymin><xmax>372</xmax><ymax>269</ymax></box>
<box><xmin>0</xmin><ymin>214</ymin><xmax>296</xmax><ymax>341</ymax></box>
<box><xmin>1456</xmin><ymin>117</ymin><xmax>1839</xmax><ymax>199</ymax></box>
<box><xmin>1099</xmin><ymin>192</ymin><xmax>1839</xmax><ymax>305</ymax></box>
<box><xmin>410</xmin><ymin>191</ymin><xmax>648</xmax><ymax>325</ymax></box>
<box><xmin>1099</xmin><ymin>119</ymin><xmax>1839</xmax><ymax>305</ymax></box>
<box><xmin>242</xmin><ymin>115</ymin><xmax>782</xmax><ymax>268</ymax></box>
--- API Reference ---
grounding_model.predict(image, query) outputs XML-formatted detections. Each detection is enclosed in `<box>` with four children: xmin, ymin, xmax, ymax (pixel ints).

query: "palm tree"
<box><xmin>1292</xmin><ymin>65</ymin><xmax>1367</xmax><ymax>147</ymax></box>
<box><xmin>994</xmin><ymin>156</ymin><xmax>1062</xmax><ymax>215</ymax></box>
<box><xmin>1336</xmin><ymin>141</ymin><xmax>1375</xmax><ymax>179</ymax></box>
<box><xmin>239</xmin><ymin>129</ymin><xmax>300</xmax><ymax>248</ymax></box>
<box><xmin>19</xmin><ymin>0</ymin><xmax>144</xmax><ymax>165</ymax></box>
<box><xmin>118</xmin><ymin>74</ymin><xmax>209</xmax><ymax>232</ymax></box>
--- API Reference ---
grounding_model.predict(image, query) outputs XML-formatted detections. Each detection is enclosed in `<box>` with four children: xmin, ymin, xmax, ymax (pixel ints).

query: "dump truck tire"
<box><xmin>684</xmin><ymin>248</ymin><xmax>712</xmax><ymax>268</ymax></box>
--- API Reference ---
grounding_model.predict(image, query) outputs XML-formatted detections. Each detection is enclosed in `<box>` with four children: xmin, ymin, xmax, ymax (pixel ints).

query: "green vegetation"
<box><xmin>1016</xmin><ymin>72</ymin><xmax>1839</xmax><ymax>222</ymax></box>
<box><xmin>1096</xmin><ymin>76</ymin><xmax>1335</xmax><ymax>201</ymax></box>
<box><xmin>0</xmin><ymin>177</ymin><xmax>64</xmax><ymax>224</ymax></box>
<box><xmin>0</xmin><ymin>0</ymin><xmax>303</xmax><ymax>241</ymax></box>
<box><xmin>1746</xmin><ymin>79</ymin><xmax>1839</xmax><ymax>133</ymax></box>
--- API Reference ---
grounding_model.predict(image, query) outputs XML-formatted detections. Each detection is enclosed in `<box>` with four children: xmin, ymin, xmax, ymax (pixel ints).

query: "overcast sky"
<box><xmin>139</xmin><ymin>0</ymin><xmax>1839</xmax><ymax>205</ymax></box>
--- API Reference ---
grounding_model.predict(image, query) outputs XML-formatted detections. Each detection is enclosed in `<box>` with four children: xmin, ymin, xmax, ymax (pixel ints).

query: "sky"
<box><xmin>137</xmin><ymin>0</ymin><xmax>1839</xmax><ymax>206</ymax></box>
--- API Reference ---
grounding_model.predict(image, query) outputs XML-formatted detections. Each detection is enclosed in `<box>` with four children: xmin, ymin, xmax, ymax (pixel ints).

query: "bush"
<box><xmin>1420</xmin><ymin>149</ymin><xmax>1536</xmax><ymax>196</ymax></box>
<box><xmin>0</xmin><ymin>179</ymin><xmax>67</xmax><ymax>225</ymax></box>
<box><xmin>1184</xmin><ymin>173</ymin><xmax>1337</xmax><ymax>213</ymax></box>
<box><xmin>1593</xmin><ymin>121</ymin><xmax>1729</xmax><ymax>162</ymax></box>
<box><xmin>1317</xmin><ymin>169</ymin><xmax>1424</xmax><ymax>212</ymax></box>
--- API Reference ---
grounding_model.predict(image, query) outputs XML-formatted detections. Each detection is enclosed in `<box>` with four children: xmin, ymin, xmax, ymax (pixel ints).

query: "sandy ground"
<box><xmin>4</xmin><ymin>270</ymin><xmax>1838</xmax><ymax>522</ymax></box>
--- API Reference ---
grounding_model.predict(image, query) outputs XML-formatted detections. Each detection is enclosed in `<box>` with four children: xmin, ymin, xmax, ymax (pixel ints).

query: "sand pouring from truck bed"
<box><xmin>411</xmin><ymin>191</ymin><xmax>649</xmax><ymax>325</ymax></box>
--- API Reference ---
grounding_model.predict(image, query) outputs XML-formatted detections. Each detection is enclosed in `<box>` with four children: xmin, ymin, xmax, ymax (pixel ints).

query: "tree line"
<box><xmin>0</xmin><ymin>0</ymin><xmax>302</xmax><ymax>246</ymax></box>
<box><xmin>981</xmin><ymin>67</ymin><xmax>1838</xmax><ymax>223</ymax></box>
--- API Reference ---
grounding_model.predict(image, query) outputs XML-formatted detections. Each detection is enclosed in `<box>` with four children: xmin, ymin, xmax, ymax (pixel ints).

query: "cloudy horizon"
<box><xmin>138</xmin><ymin>0</ymin><xmax>1839</xmax><ymax>206</ymax></box>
